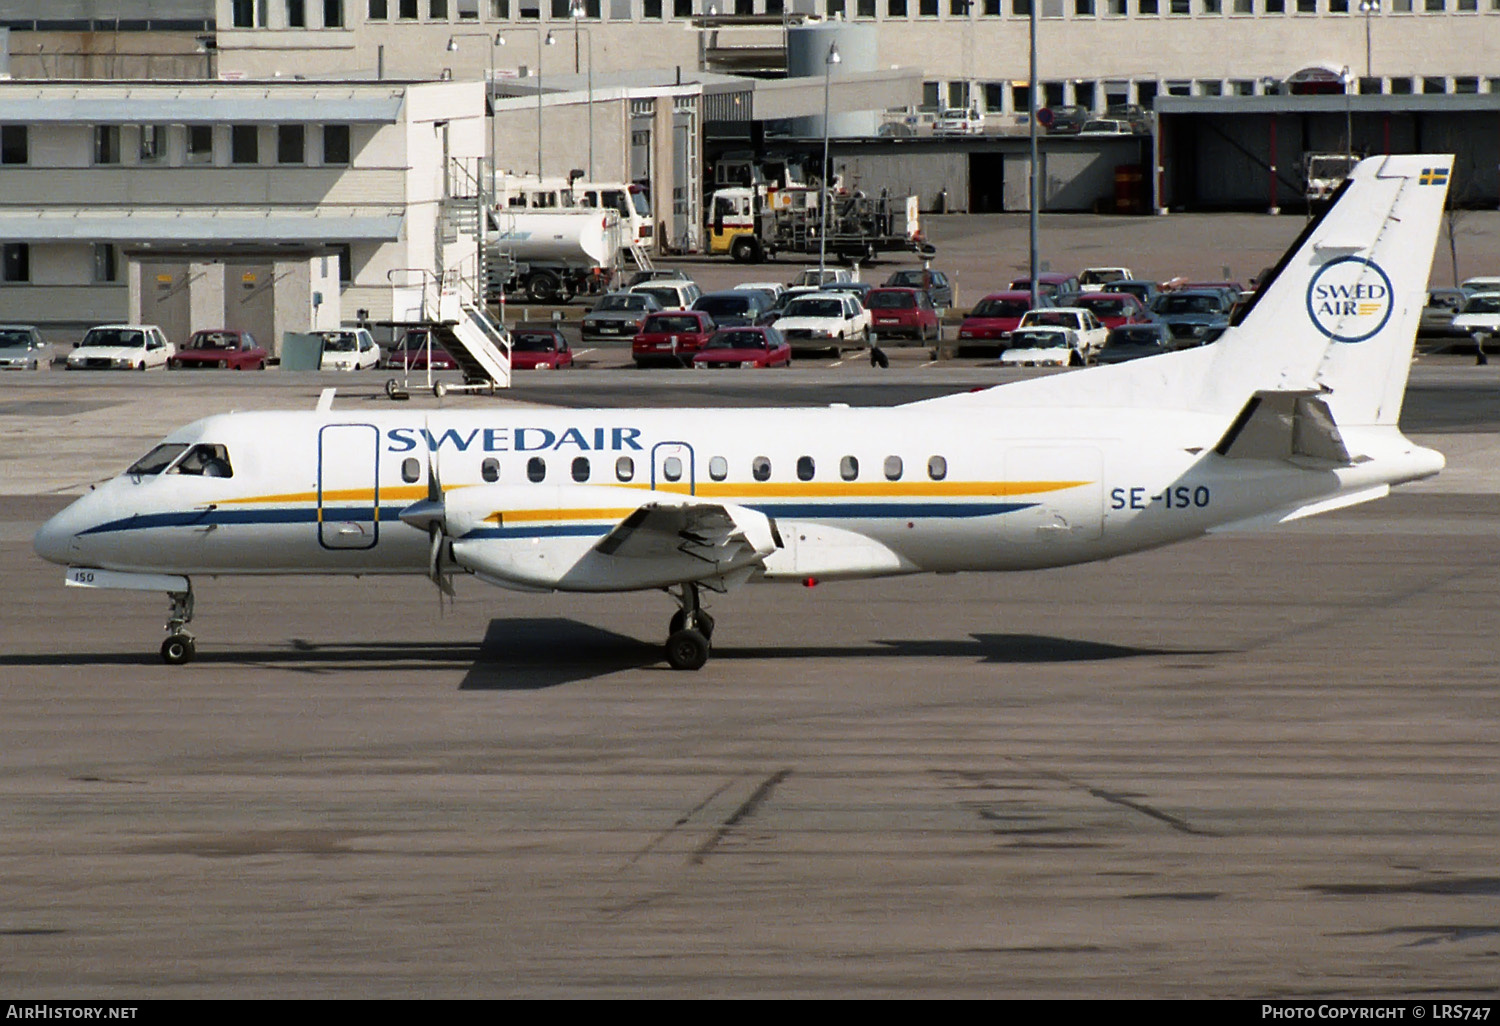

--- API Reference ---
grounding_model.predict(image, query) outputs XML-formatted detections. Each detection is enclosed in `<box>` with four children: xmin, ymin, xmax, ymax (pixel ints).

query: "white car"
<box><xmin>629</xmin><ymin>280</ymin><xmax>702</xmax><ymax>310</ymax></box>
<box><xmin>787</xmin><ymin>267</ymin><xmax>853</xmax><ymax>289</ymax></box>
<box><xmin>1078</xmin><ymin>267</ymin><xmax>1135</xmax><ymax>293</ymax></box>
<box><xmin>774</xmin><ymin>291</ymin><xmax>871</xmax><ymax>352</ymax></box>
<box><xmin>1450</xmin><ymin>291</ymin><xmax>1500</xmax><ymax>338</ymax></box>
<box><xmin>734</xmin><ymin>281</ymin><xmax>786</xmax><ymax>303</ymax></box>
<box><xmin>933</xmin><ymin>107</ymin><xmax>984</xmax><ymax>136</ymax></box>
<box><xmin>1078</xmin><ymin>118</ymin><xmax>1133</xmax><ymax>137</ymax></box>
<box><xmin>999</xmin><ymin>326</ymin><xmax>1086</xmax><ymax>367</ymax></box>
<box><xmin>66</xmin><ymin>324</ymin><xmax>174</xmax><ymax>371</ymax></box>
<box><xmin>318</xmin><ymin>328</ymin><xmax>382</xmax><ymax>371</ymax></box>
<box><xmin>1017</xmin><ymin>307</ymin><xmax>1109</xmax><ymax>358</ymax></box>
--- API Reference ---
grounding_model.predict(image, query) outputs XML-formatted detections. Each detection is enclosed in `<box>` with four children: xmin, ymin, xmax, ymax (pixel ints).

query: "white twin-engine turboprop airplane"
<box><xmin>36</xmin><ymin>154</ymin><xmax>1451</xmax><ymax>670</ymax></box>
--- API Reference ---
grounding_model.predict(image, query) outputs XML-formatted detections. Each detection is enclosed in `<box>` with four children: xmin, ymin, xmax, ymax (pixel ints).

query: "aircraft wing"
<box><xmin>596</xmin><ymin>500</ymin><xmax>780</xmax><ymax>568</ymax></box>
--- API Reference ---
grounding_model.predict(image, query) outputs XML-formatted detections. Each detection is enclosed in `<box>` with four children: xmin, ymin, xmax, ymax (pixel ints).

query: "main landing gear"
<box><xmin>665</xmin><ymin>583</ymin><xmax>716</xmax><ymax>671</ymax></box>
<box><xmin>160</xmin><ymin>587</ymin><xmax>196</xmax><ymax>665</ymax></box>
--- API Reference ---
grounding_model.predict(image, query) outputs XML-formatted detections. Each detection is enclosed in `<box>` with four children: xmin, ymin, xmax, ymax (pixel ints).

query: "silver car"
<box><xmin>581</xmin><ymin>291</ymin><xmax>662</xmax><ymax>340</ymax></box>
<box><xmin>0</xmin><ymin>325</ymin><xmax>51</xmax><ymax>369</ymax></box>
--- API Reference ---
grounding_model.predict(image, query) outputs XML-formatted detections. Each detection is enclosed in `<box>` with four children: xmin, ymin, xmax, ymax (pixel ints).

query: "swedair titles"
<box><xmin>386</xmin><ymin>425</ymin><xmax>645</xmax><ymax>454</ymax></box>
<box><xmin>1310</xmin><ymin>279</ymin><xmax>1389</xmax><ymax>318</ymax></box>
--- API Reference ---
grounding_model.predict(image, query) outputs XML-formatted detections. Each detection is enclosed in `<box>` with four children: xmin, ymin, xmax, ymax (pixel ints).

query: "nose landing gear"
<box><xmin>665</xmin><ymin>582</ymin><xmax>715</xmax><ymax>671</ymax></box>
<box><xmin>161</xmin><ymin>588</ymin><xmax>196</xmax><ymax>665</ymax></box>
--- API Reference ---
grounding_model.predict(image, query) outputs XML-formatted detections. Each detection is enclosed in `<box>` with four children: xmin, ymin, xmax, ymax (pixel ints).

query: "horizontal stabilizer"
<box><xmin>1214</xmin><ymin>392</ymin><xmax>1356</xmax><ymax>465</ymax></box>
<box><xmin>1208</xmin><ymin>484</ymin><xmax>1390</xmax><ymax>534</ymax></box>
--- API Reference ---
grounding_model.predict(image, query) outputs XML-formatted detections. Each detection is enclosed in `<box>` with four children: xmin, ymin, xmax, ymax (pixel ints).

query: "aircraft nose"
<box><xmin>33</xmin><ymin>500</ymin><xmax>86</xmax><ymax>565</ymax></box>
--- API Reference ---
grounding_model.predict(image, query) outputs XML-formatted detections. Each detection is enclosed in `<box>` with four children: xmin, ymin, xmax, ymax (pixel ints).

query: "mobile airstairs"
<box><xmin>385</xmin><ymin>268</ymin><xmax>512</xmax><ymax>399</ymax></box>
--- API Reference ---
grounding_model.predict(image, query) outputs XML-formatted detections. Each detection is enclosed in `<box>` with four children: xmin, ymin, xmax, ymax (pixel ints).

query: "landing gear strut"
<box><xmin>665</xmin><ymin>583</ymin><xmax>714</xmax><ymax>671</ymax></box>
<box><xmin>160</xmin><ymin>587</ymin><xmax>196</xmax><ymax>665</ymax></box>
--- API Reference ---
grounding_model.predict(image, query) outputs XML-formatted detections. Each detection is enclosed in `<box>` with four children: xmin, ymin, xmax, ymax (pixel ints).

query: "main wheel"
<box><xmin>730</xmin><ymin>236</ymin><xmax>761</xmax><ymax>264</ymax></box>
<box><xmin>665</xmin><ymin>628</ymin><xmax>710</xmax><ymax>671</ymax></box>
<box><xmin>526</xmin><ymin>271</ymin><xmax>563</xmax><ymax>303</ymax></box>
<box><xmin>161</xmin><ymin>634</ymin><xmax>196</xmax><ymax>665</ymax></box>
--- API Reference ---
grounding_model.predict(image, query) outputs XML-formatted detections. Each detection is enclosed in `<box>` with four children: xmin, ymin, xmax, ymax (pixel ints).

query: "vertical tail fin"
<box><xmin>1200</xmin><ymin>154</ymin><xmax>1451</xmax><ymax>427</ymax></box>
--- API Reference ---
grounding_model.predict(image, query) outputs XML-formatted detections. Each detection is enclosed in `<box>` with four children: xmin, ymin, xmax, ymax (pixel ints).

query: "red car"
<box><xmin>169</xmin><ymin>329</ymin><xmax>267</xmax><ymax>370</ymax></box>
<box><xmin>691</xmin><ymin>327</ymin><xmax>791</xmax><ymax>369</ymax></box>
<box><xmin>864</xmin><ymin>287</ymin><xmax>940</xmax><ymax>342</ymax></box>
<box><xmin>382</xmin><ymin>328</ymin><xmax>458</xmax><ymax>371</ymax></box>
<box><xmin>957</xmin><ymin>291</ymin><xmax>1052</xmax><ymax>351</ymax></box>
<box><xmin>633</xmin><ymin>310</ymin><xmax>717</xmax><ymax>367</ymax></box>
<box><xmin>510</xmin><ymin>327</ymin><xmax>574</xmax><ymax>370</ymax></box>
<box><xmin>1071</xmin><ymin>292</ymin><xmax>1151</xmax><ymax>330</ymax></box>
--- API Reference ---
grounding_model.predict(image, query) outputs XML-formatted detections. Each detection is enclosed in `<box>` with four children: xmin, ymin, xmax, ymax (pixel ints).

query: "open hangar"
<box><xmin>1153</xmin><ymin>93</ymin><xmax>1500</xmax><ymax>213</ymax></box>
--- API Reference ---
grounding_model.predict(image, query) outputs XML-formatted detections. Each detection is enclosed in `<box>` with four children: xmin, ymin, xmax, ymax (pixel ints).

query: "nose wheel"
<box><xmin>666</xmin><ymin>583</ymin><xmax>715</xmax><ymax>671</ymax></box>
<box><xmin>161</xmin><ymin>588</ymin><xmax>196</xmax><ymax>665</ymax></box>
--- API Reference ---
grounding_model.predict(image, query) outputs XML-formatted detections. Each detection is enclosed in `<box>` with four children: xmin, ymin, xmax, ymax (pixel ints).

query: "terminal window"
<box><xmin>231</xmin><ymin>125</ymin><xmax>259</xmax><ymax>164</ymax></box>
<box><xmin>368</xmin><ymin>0</ymin><xmax>388</xmax><ymax>17</ymax></box>
<box><xmin>2</xmin><ymin>244</ymin><xmax>30</xmax><ymax>284</ymax></box>
<box><xmin>287</xmin><ymin>0</ymin><xmax>307</xmax><ymax>26</ymax></box>
<box><xmin>2</xmin><ymin>125</ymin><xmax>28</xmax><ymax>165</ymax></box>
<box><xmin>326</xmin><ymin>0</ymin><xmax>346</xmax><ymax>25</ymax></box>
<box><xmin>324</xmin><ymin>124</ymin><xmax>351</xmax><ymax>165</ymax></box>
<box><xmin>186</xmin><ymin>125</ymin><xmax>214</xmax><ymax>164</ymax></box>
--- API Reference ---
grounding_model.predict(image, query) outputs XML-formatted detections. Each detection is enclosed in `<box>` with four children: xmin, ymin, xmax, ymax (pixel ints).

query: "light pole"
<box><xmin>1027</xmin><ymin>0</ymin><xmax>1038</xmax><ymax>309</ymax></box>
<box><xmin>498</xmin><ymin>27</ymin><xmax>556</xmax><ymax>180</ymax></box>
<box><xmin>447</xmin><ymin>32</ymin><xmax>500</xmax><ymax>302</ymax></box>
<box><xmin>819</xmin><ymin>41</ymin><xmax>841</xmax><ymax>276</ymax></box>
<box><xmin>1359</xmin><ymin>0</ymin><xmax>1379</xmax><ymax>81</ymax></box>
<box><xmin>567</xmin><ymin>0</ymin><xmax>594</xmax><ymax>182</ymax></box>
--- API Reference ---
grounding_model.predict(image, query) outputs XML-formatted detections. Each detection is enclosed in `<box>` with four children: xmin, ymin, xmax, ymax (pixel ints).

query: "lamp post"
<box><xmin>567</xmin><ymin>0</ymin><xmax>594</xmax><ymax>182</ymax></box>
<box><xmin>1359</xmin><ymin>0</ymin><xmax>1379</xmax><ymax>81</ymax></box>
<box><xmin>498</xmin><ymin>27</ymin><xmax>556</xmax><ymax>180</ymax></box>
<box><xmin>447</xmin><ymin>32</ymin><xmax>501</xmax><ymax>303</ymax></box>
<box><xmin>819</xmin><ymin>41</ymin><xmax>841</xmax><ymax>276</ymax></box>
<box><xmin>1027</xmin><ymin>0</ymin><xmax>1038</xmax><ymax>309</ymax></box>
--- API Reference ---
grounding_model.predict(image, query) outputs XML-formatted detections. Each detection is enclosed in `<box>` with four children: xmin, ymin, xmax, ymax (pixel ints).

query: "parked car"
<box><xmin>1110</xmin><ymin>279</ymin><xmax>1162</xmax><ymax>310</ymax></box>
<box><xmin>787</xmin><ymin>267</ymin><xmax>853</xmax><ymax>289</ymax></box>
<box><xmin>1095</xmin><ymin>322</ymin><xmax>1174</xmax><ymax>365</ymax></box>
<box><xmin>1419</xmin><ymin>287</ymin><xmax>1469</xmax><ymax>337</ymax></box>
<box><xmin>758</xmin><ymin>285</ymin><xmax>822</xmax><ymax>327</ymax></box>
<box><xmin>1078</xmin><ymin>118</ymin><xmax>1133</xmax><ymax>137</ymax></box>
<box><xmin>1017</xmin><ymin>307</ymin><xmax>1109</xmax><ymax>358</ymax></box>
<box><xmin>1010</xmin><ymin>272</ymin><xmax>1081</xmax><ymax>301</ymax></box>
<box><xmin>1151</xmin><ymin>289</ymin><xmax>1233</xmax><ymax>347</ymax></box>
<box><xmin>865</xmin><ymin>287</ymin><xmax>941</xmax><ymax>342</ymax></box>
<box><xmin>957</xmin><ymin>290</ymin><xmax>1053</xmax><ymax>351</ymax></box>
<box><xmin>510</xmin><ymin>326</ymin><xmax>574</xmax><ymax>370</ymax></box>
<box><xmin>1450</xmin><ymin>291</ymin><xmax>1500</xmax><ymax>339</ymax></box>
<box><xmin>633</xmin><ymin>310</ymin><xmax>717</xmax><ymax>367</ymax></box>
<box><xmin>1071</xmin><ymin>292</ymin><xmax>1152</xmax><ymax>330</ymax></box>
<box><xmin>774</xmin><ymin>292</ymin><xmax>871</xmax><ymax>353</ymax></box>
<box><xmin>692</xmin><ymin>326</ymin><xmax>791</xmax><ymax>369</ymax></box>
<box><xmin>820</xmin><ymin>280</ymin><xmax>875</xmax><ymax>304</ymax></box>
<box><xmin>169</xmin><ymin>328</ymin><xmax>268</xmax><ymax>370</ymax></box>
<box><xmin>626</xmin><ymin>268</ymin><xmax>693</xmax><ymax>287</ymax></box>
<box><xmin>381</xmin><ymin>328</ymin><xmax>458</xmax><ymax>371</ymax></box>
<box><xmin>733</xmin><ymin>281</ymin><xmax>786</xmax><ymax>304</ymax></box>
<box><xmin>933</xmin><ymin>107</ymin><xmax>984</xmax><ymax>136</ymax></box>
<box><xmin>581</xmin><ymin>291</ymin><xmax>662</xmax><ymax>339</ymax></box>
<box><xmin>1104</xmin><ymin>103</ymin><xmax>1153</xmax><ymax>134</ymax></box>
<box><xmin>882</xmin><ymin>267</ymin><xmax>954</xmax><ymax>308</ymax></box>
<box><xmin>999</xmin><ymin>327</ymin><xmax>1086</xmax><ymax>367</ymax></box>
<box><xmin>692</xmin><ymin>289</ymin><xmax>774</xmax><ymax>328</ymax></box>
<box><xmin>318</xmin><ymin>328</ymin><xmax>381</xmax><ymax>370</ymax></box>
<box><xmin>629</xmin><ymin>279</ymin><xmax>702</xmax><ymax>310</ymax></box>
<box><xmin>1078</xmin><ymin>267</ymin><xmax>1135</xmax><ymax>293</ymax></box>
<box><xmin>1458</xmin><ymin>276</ymin><xmax>1500</xmax><ymax>295</ymax></box>
<box><xmin>0</xmin><ymin>325</ymin><xmax>52</xmax><ymax>370</ymax></box>
<box><xmin>66</xmin><ymin>324</ymin><xmax>173</xmax><ymax>371</ymax></box>
<box><xmin>1043</xmin><ymin>105</ymin><xmax>1090</xmax><ymax>135</ymax></box>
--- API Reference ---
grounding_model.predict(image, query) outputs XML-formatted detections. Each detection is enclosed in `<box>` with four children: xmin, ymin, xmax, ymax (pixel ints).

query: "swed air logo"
<box><xmin>1306</xmin><ymin>256</ymin><xmax>1394</xmax><ymax>343</ymax></box>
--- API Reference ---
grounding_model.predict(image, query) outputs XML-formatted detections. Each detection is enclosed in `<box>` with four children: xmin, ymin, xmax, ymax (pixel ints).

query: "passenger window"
<box><xmin>797</xmin><ymin>456</ymin><xmax>815</xmax><ymax>481</ymax></box>
<box><xmin>401</xmin><ymin>457</ymin><xmax>420</xmax><ymax>483</ymax></box>
<box><xmin>884</xmin><ymin>455</ymin><xmax>903</xmax><ymax>481</ymax></box>
<box><xmin>840</xmin><ymin>456</ymin><xmax>858</xmax><ymax>481</ymax></box>
<box><xmin>928</xmin><ymin>455</ymin><xmax>948</xmax><ymax>481</ymax></box>
<box><xmin>170</xmin><ymin>444</ymin><xmax>233</xmax><ymax>478</ymax></box>
<box><xmin>616</xmin><ymin>456</ymin><xmax>635</xmax><ymax>482</ymax></box>
<box><xmin>527</xmin><ymin>457</ymin><xmax>546</xmax><ymax>483</ymax></box>
<box><xmin>752</xmin><ymin>456</ymin><xmax>771</xmax><ymax>482</ymax></box>
<box><xmin>708</xmin><ymin>455</ymin><xmax>728</xmax><ymax>481</ymax></box>
<box><xmin>481</xmin><ymin>457</ymin><xmax>499</xmax><ymax>483</ymax></box>
<box><xmin>572</xmin><ymin>457</ymin><xmax>590</xmax><ymax>483</ymax></box>
<box><xmin>127</xmin><ymin>443</ymin><xmax>188</xmax><ymax>476</ymax></box>
<box><xmin>662</xmin><ymin>456</ymin><xmax>683</xmax><ymax>482</ymax></box>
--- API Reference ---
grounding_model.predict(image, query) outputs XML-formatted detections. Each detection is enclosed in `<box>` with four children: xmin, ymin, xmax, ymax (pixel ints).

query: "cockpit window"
<box><xmin>127</xmin><ymin>443</ymin><xmax>188</xmax><ymax>476</ymax></box>
<box><xmin>169</xmin><ymin>444</ymin><xmax>233</xmax><ymax>478</ymax></box>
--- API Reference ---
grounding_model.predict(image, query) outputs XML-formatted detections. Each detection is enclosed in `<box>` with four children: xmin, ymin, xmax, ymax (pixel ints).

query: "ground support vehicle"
<box><xmin>707</xmin><ymin>186</ymin><xmax>928</xmax><ymax>266</ymax></box>
<box><xmin>488</xmin><ymin>208</ymin><xmax>625</xmax><ymax>304</ymax></box>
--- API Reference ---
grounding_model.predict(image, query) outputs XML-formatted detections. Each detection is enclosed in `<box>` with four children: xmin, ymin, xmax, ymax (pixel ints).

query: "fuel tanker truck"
<box><xmin>487</xmin><ymin>206</ymin><xmax>626</xmax><ymax>303</ymax></box>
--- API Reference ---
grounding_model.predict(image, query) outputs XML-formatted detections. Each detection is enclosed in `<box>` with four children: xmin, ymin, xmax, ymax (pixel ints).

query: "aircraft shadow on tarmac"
<box><xmin>2</xmin><ymin>619</ymin><xmax>1224</xmax><ymax>690</ymax></box>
